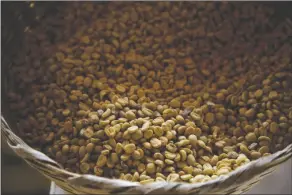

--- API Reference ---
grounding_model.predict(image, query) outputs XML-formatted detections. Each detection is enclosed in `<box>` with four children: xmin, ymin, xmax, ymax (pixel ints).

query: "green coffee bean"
<box><xmin>124</xmin><ymin>143</ymin><xmax>136</xmax><ymax>154</ymax></box>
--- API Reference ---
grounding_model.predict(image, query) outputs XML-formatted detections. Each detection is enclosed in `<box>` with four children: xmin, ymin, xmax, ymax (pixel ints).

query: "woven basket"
<box><xmin>1</xmin><ymin>2</ymin><xmax>292</xmax><ymax>194</ymax></box>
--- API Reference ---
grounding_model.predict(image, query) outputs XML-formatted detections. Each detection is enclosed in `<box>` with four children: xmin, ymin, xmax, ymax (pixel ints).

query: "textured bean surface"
<box><xmin>6</xmin><ymin>2</ymin><xmax>292</xmax><ymax>184</ymax></box>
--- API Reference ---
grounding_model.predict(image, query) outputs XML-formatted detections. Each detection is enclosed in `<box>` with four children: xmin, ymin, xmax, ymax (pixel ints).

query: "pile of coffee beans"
<box><xmin>6</xmin><ymin>2</ymin><xmax>292</xmax><ymax>184</ymax></box>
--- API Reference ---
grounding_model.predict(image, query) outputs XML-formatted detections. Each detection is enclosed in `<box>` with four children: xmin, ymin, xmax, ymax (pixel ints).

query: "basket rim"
<box><xmin>2</xmin><ymin>114</ymin><xmax>292</xmax><ymax>190</ymax></box>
